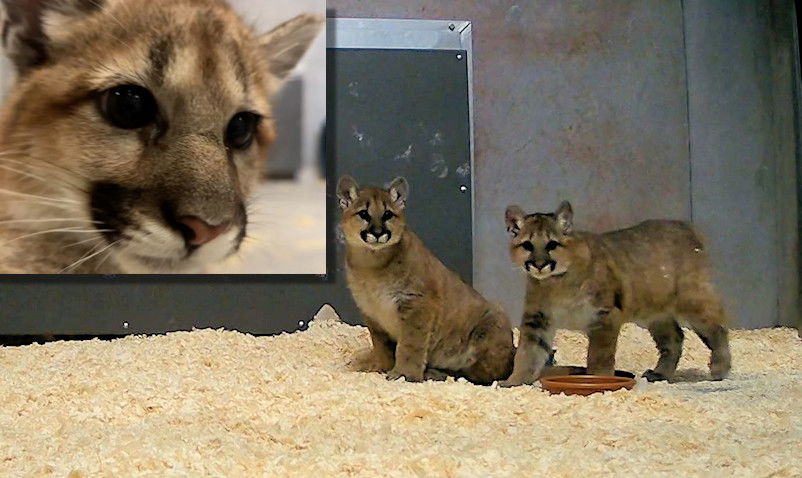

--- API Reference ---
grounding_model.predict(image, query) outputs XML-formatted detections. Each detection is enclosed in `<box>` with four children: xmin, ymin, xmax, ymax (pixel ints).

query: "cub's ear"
<box><xmin>336</xmin><ymin>175</ymin><xmax>359</xmax><ymax>209</ymax></box>
<box><xmin>505</xmin><ymin>205</ymin><xmax>526</xmax><ymax>237</ymax></box>
<box><xmin>260</xmin><ymin>13</ymin><xmax>324</xmax><ymax>81</ymax></box>
<box><xmin>1</xmin><ymin>0</ymin><xmax>103</xmax><ymax>74</ymax></box>
<box><xmin>387</xmin><ymin>176</ymin><xmax>409</xmax><ymax>210</ymax></box>
<box><xmin>555</xmin><ymin>201</ymin><xmax>573</xmax><ymax>235</ymax></box>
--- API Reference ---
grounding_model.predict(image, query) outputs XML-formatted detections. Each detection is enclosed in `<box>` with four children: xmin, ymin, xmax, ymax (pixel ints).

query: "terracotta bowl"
<box><xmin>540</xmin><ymin>375</ymin><xmax>636</xmax><ymax>396</ymax></box>
<box><xmin>540</xmin><ymin>365</ymin><xmax>636</xmax><ymax>379</ymax></box>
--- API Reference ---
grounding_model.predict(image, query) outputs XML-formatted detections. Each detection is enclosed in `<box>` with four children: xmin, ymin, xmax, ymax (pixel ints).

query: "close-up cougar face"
<box><xmin>0</xmin><ymin>0</ymin><xmax>322</xmax><ymax>273</ymax></box>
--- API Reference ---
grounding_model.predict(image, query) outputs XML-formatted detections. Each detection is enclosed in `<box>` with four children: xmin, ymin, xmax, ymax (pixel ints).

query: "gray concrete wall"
<box><xmin>328</xmin><ymin>0</ymin><xmax>800</xmax><ymax>328</ymax></box>
<box><xmin>684</xmin><ymin>0</ymin><xmax>799</xmax><ymax>328</ymax></box>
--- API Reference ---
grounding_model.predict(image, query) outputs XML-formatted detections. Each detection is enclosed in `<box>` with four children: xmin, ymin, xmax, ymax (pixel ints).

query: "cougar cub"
<box><xmin>337</xmin><ymin>176</ymin><xmax>514</xmax><ymax>384</ymax></box>
<box><xmin>0</xmin><ymin>0</ymin><xmax>322</xmax><ymax>273</ymax></box>
<box><xmin>500</xmin><ymin>201</ymin><xmax>731</xmax><ymax>386</ymax></box>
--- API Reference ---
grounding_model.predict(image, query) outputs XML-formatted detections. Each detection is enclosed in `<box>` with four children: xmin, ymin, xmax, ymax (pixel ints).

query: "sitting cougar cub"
<box><xmin>0</xmin><ymin>0</ymin><xmax>322</xmax><ymax>273</ymax></box>
<box><xmin>500</xmin><ymin>201</ymin><xmax>731</xmax><ymax>386</ymax></box>
<box><xmin>337</xmin><ymin>176</ymin><xmax>514</xmax><ymax>384</ymax></box>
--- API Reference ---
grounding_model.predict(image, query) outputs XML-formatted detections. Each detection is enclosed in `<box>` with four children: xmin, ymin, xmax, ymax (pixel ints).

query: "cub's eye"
<box><xmin>521</xmin><ymin>241</ymin><xmax>534</xmax><ymax>252</ymax></box>
<box><xmin>99</xmin><ymin>85</ymin><xmax>157</xmax><ymax>129</ymax></box>
<box><xmin>357</xmin><ymin>210</ymin><xmax>371</xmax><ymax>221</ymax></box>
<box><xmin>226</xmin><ymin>112</ymin><xmax>260</xmax><ymax>150</ymax></box>
<box><xmin>545</xmin><ymin>240</ymin><xmax>561</xmax><ymax>252</ymax></box>
<box><xmin>381</xmin><ymin>210</ymin><xmax>395</xmax><ymax>221</ymax></box>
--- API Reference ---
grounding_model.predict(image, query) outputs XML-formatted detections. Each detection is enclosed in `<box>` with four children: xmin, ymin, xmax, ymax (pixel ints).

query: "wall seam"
<box><xmin>790</xmin><ymin>0</ymin><xmax>802</xmax><ymax>332</ymax></box>
<box><xmin>680</xmin><ymin>0</ymin><xmax>694</xmax><ymax>223</ymax></box>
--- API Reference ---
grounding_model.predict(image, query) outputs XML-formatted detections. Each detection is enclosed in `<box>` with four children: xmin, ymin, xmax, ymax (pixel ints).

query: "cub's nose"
<box><xmin>176</xmin><ymin>216</ymin><xmax>231</xmax><ymax>246</ymax></box>
<box><xmin>526</xmin><ymin>260</ymin><xmax>556</xmax><ymax>272</ymax></box>
<box><xmin>360</xmin><ymin>228</ymin><xmax>391</xmax><ymax>244</ymax></box>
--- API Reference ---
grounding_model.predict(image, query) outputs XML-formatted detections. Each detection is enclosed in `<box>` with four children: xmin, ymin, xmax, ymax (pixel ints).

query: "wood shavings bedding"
<box><xmin>0</xmin><ymin>311</ymin><xmax>799</xmax><ymax>477</ymax></box>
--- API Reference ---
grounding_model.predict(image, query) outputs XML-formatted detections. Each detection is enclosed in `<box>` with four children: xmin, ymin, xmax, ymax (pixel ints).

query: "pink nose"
<box><xmin>176</xmin><ymin>216</ymin><xmax>231</xmax><ymax>246</ymax></box>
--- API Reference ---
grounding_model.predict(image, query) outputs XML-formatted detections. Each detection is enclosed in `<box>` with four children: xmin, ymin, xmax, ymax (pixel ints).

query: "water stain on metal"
<box><xmin>351</xmin><ymin>125</ymin><xmax>372</xmax><ymax>146</ymax></box>
<box><xmin>430</xmin><ymin>153</ymin><xmax>449</xmax><ymax>178</ymax></box>
<box><xmin>505</xmin><ymin>5</ymin><xmax>523</xmax><ymax>26</ymax></box>
<box><xmin>394</xmin><ymin>144</ymin><xmax>414</xmax><ymax>162</ymax></box>
<box><xmin>347</xmin><ymin>81</ymin><xmax>360</xmax><ymax>98</ymax></box>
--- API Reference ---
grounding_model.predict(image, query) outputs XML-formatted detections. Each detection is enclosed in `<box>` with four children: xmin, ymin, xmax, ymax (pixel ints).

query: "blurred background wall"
<box><xmin>327</xmin><ymin>0</ymin><xmax>801</xmax><ymax>329</ymax></box>
<box><xmin>229</xmin><ymin>0</ymin><xmax>326</xmax><ymax>180</ymax></box>
<box><xmin>0</xmin><ymin>57</ymin><xmax>10</xmax><ymax>101</ymax></box>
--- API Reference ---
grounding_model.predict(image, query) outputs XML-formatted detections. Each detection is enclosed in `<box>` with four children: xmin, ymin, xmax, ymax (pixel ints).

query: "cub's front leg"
<box><xmin>385</xmin><ymin>302</ymin><xmax>433</xmax><ymax>383</ymax></box>
<box><xmin>348</xmin><ymin>320</ymin><xmax>395</xmax><ymax>373</ymax></box>
<box><xmin>586</xmin><ymin>309</ymin><xmax>622</xmax><ymax>376</ymax></box>
<box><xmin>499</xmin><ymin>311</ymin><xmax>554</xmax><ymax>387</ymax></box>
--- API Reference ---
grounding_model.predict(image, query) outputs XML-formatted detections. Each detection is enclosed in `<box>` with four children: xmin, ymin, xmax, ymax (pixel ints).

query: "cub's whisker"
<box><xmin>0</xmin><ymin>154</ymin><xmax>89</xmax><ymax>182</ymax></box>
<box><xmin>59</xmin><ymin>240</ymin><xmax>120</xmax><ymax>274</ymax></box>
<box><xmin>0</xmin><ymin>188</ymin><xmax>80</xmax><ymax>205</ymax></box>
<box><xmin>0</xmin><ymin>228</ymin><xmax>113</xmax><ymax>248</ymax></box>
<box><xmin>0</xmin><ymin>218</ymin><xmax>101</xmax><ymax>226</ymax></box>
<box><xmin>0</xmin><ymin>163</ymin><xmax>51</xmax><ymax>185</ymax></box>
<box><xmin>94</xmin><ymin>240</ymin><xmax>128</xmax><ymax>271</ymax></box>
<box><xmin>61</xmin><ymin>236</ymin><xmax>106</xmax><ymax>250</ymax></box>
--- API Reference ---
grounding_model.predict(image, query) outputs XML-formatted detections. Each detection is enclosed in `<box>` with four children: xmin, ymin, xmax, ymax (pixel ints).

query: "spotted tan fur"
<box><xmin>337</xmin><ymin>176</ymin><xmax>515</xmax><ymax>385</ymax></box>
<box><xmin>500</xmin><ymin>201</ymin><xmax>731</xmax><ymax>386</ymax></box>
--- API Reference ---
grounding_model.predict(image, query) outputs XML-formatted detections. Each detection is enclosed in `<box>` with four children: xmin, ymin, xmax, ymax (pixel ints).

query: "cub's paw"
<box><xmin>642</xmin><ymin>369</ymin><xmax>669</xmax><ymax>382</ymax></box>
<box><xmin>709</xmin><ymin>361</ymin><xmax>731</xmax><ymax>381</ymax></box>
<box><xmin>498</xmin><ymin>378</ymin><xmax>530</xmax><ymax>388</ymax></box>
<box><xmin>710</xmin><ymin>372</ymin><xmax>727</xmax><ymax>382</ymax></box>
<box><xmin>386</xmin><ymin>369</ymin><xmax>423</xmax><ymax>383</ymax></box>
<box><xmin>423</xmin><ymin>368</ymin><xmax>450</xmax><ymax>382</ymax></box>
<box><xmin>347</xmin><ymin>348</ymin><xmax>391</xmax><ymax>373</ymax></box>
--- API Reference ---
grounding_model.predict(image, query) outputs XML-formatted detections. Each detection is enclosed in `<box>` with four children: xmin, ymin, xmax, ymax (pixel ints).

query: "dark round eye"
<box><xmin>521</xmin><ymin>241</ymin><xmax>534</xmax><ymax>252</ymax></box>
<box><xmin>226</xmin><ymin>112</ymin><xmax>259</xmax><ymax>150</ymax></box>
<box><xmin>99</xmin><ymin>85</ymin><xmax>157</xmax><ymax>129</ymax></box>
<box><xmin>381</xmin><ymin>210</ymin><xmax>395</xmax><ymax>221</ymax></box>
<box><xmin>545</xmin><ymin>240</ymin><xmax>561</xmax><ymax>252</ymax></box>
<box><xmin>357</xmin><ymin>210</ymin><xmax>371</xmax><ymax>221</ymax></box>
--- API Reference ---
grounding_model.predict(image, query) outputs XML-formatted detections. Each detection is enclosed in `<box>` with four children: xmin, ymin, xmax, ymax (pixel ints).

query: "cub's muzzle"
<box><xmin>361</xmin><ymin>228</ymin><xmax>391</xmax><ymax>244</ymax></box>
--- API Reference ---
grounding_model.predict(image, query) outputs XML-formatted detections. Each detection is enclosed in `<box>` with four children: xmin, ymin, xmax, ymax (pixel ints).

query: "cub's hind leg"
<box><xmin>462</xmin><ymin>307</ymin><xmax>515</xmax><ymax>385</ymax></box>
<box><xmin>348</xmin><ymin>319</ymin><xmax>395</xmax><ymax>373</ymax></box>
<box><xmin>690</xmin><ymin>322</ymin><xmax>730</xmax><ymax>380</ymax></box>
<box><xmin>499</xmin><ymin>311</ymin><xmax>553</xmax><ymax>387</ymax></box>
<box><xmin>676</xmin><ymin>267</ymin><xmax>732</xmax><ymax>380</ymax></box>
<box><xmin>643</xmin><ymin>317</ymin><xmax>684</xmax><ymax>382</ymax></box>
<box><xmin>676</xmin><ymin>288</ymin><xmax>732</xmax><ymax>380</ymax></box>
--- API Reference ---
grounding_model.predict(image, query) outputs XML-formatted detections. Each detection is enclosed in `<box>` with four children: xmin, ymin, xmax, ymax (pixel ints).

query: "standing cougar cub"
<box><xmin>500</xmin><ymin>201</ymin><xmax>731</xmax><ymax>387</ymax></box>
<box><xmin>0</xmin><ymin>0</ymin><xmax>322</xmax><ymax>273</ymax></box>
<box><xmin>337</xmin><ymin>176</ymin><xmax>514</xmax><ymax>384</ymax></box>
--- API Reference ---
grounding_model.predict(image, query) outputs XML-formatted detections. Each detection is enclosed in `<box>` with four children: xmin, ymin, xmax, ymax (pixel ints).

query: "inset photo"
<box><xmin>0</xmin><ymin>0</ymin><xmax>325</xmax><ymax>274</ymax></box>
